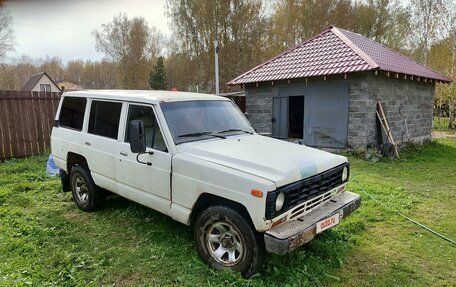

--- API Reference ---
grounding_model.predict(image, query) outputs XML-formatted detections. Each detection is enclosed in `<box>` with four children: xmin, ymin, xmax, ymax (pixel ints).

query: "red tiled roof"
<box><xmin>228</xmin><ymin>26</ymin><xmax>451</xmax><ymax>85</ymax></box>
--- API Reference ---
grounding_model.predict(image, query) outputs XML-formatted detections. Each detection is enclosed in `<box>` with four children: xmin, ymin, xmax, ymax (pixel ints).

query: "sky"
<box><xmin>4</xmin><ymin>0</ymin><xmax>171</xmax><ymax>64</ymax></box>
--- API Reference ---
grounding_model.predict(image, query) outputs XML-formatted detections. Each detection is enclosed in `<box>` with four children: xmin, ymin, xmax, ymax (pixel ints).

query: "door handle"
<box><xmin>120</xmin><ymin>151</ymin><xmax>128</xmax><ymax>156</ymax></box>
<box><xmin>85</xmin><ymin>142</ymin><xmax>91</xmax><ymax>146</ymax></box>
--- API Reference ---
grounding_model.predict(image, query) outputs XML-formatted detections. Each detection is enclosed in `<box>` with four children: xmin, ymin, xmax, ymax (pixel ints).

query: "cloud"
<box><xmin>4</xmin><ymin>0</ymin><xmax>170</xmax><ymax>63</ymax></box>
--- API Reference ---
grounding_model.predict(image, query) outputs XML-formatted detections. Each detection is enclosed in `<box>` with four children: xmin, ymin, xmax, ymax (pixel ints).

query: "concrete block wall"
<box><xmin>347</xmin><ymin>75</ymin><xmax>370</xmax><ymax>147</ymax></box>
<box><xmin>245</xmin><ymin>86</ymin><xmax>278</xmax><ymax>134</ymax></box>
<box><xmin>362</xmin><ymin>74</ymin><xmax>435</xmax><ymax>147</ymax></box>
<box><xmin>244</xmin><ymin>72</ymin><xmax>435</xmax><ymax>148</ymax></box>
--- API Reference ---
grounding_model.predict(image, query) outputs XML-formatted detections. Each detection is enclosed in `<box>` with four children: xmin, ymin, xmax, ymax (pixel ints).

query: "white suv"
<box><xmin>51</xmin><ymin>90</ymin><xmax>360</xmax><ymax>277</ymax></box>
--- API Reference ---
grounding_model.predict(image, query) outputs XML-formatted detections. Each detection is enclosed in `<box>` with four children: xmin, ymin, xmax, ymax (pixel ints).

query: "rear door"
<box><xmin>82</xmin><ymin>99</ymin><xmax>123</xmax><ymax>192</ymax></box>
<box><xmin>115</xmin><ymin>103</ymin><xmax>172</xmax><ymax>216</ymax></box>
<box><xmin>51</xmin><ymin>96</ymin><xmax>87</xmax><ymax>170</ymax></box>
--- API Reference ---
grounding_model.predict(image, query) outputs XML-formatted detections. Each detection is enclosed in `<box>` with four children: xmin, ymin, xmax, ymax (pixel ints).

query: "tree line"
<box><xmin>0</xmin><ymin>0</ymin><xmax>454</xmax><ymax>123</ymax></box>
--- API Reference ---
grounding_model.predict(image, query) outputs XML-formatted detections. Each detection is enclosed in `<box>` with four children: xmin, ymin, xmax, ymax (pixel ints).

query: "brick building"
<box><xmin>228</xmin><ymin>27</ymin><xmax>451</xmax><ymax>148</ymax></box>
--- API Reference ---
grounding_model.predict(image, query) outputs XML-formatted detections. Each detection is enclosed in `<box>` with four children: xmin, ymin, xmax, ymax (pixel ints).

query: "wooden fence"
<box><xmin>0</xmin><ymin>91</ymin><xmax>246</xmax><ymax>161</ymax></box>
<box><xmin>0</xmin><ymin>91</ymin><xmax>61</xmax><ymax>160</ymax></box>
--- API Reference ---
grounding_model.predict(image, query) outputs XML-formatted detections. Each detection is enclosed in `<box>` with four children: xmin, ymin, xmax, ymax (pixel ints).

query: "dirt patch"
<box><xmin>115</xmin><ymin>271</ymin><xmax>145</xmax><ymax>287</ymax></box>
<box><xmin>64</xmin><ymin>211</ymin><xmax>80</xmax><ymax>220</ymax></box>
<box><xmin>432</xmin><ymin>131</ymin><xmax>456</xmax><ymax>139</ymax></box>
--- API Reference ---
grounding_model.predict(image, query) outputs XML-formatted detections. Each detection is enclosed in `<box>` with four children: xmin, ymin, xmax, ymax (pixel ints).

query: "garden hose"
<box><xmin>351</xmin><ymin>180</ymin><xmax>456</xmax><ymax>246</ymax></box>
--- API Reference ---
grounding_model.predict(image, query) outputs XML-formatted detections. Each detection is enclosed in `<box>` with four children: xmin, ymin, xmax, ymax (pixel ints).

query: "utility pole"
<box><xmin>214</xmin><ymin>40</ymin><xmax>220</xmax><ymax>96</ymax></box>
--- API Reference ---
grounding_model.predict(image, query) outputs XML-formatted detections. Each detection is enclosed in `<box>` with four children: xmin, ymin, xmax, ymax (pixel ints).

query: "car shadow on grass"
<box><xmin>81</xmin><ymin>194</ymin><xmax>366</xmax><ymax>286</ymax></box>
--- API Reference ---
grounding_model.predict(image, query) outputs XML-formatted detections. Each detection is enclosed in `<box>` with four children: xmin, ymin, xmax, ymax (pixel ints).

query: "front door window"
<box><xmin>125</xmin><ymin>105</ymin><xmax>167</xmax><ymax>152</ymax></box>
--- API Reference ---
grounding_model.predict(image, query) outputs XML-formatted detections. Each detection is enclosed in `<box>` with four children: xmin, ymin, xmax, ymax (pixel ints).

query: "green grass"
<box><xmin>433</xmin><ymin>116</ymin><xmax>455</xmax><ymax>133</ymax></box>
<box><xmin>1</xmin><ymin>139</ymin><xmax>455</xmax><ymax>286</ymax></box>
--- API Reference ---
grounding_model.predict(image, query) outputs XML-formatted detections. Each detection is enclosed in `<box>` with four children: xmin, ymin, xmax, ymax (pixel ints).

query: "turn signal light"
<box><xmin>251</xmin><ymin>189</ymin><xmax>263</xmax><ymax>198</ymax></box>
<box><xmin>271</xmin><ymin>215</ymin><xmax>287</xmax><ymax>227</ymax></box>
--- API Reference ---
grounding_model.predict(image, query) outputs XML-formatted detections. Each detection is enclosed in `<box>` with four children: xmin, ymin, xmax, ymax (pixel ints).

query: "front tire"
<box><xmin>70</xmin><ymin>165</ymin><xmax>105</xmax><ymax>212</ymax></box>
<box><xmin>194</xmin><ymin>206</ymin><xmax>265</xmax><ymax>278</ymax></box>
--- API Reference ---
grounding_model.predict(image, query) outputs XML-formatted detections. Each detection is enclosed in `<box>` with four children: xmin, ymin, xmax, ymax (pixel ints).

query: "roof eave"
<box><xmin>230</xmin><ymin>67</ymin><xmax>452</xmax><ymax>86</ymax></box>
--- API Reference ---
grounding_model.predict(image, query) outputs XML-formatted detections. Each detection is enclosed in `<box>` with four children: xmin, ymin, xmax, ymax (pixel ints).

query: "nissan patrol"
<box><xmin>51</xmin><ymin>90</ymin><xmax>361</xmax><ymax>277</ymax></box>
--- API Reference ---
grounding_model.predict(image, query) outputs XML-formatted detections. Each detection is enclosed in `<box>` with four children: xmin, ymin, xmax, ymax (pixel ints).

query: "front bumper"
<box><xmin>264</xmin><ymin>191</ymin><xmax>361</xmax><ymax>255</ymax></box>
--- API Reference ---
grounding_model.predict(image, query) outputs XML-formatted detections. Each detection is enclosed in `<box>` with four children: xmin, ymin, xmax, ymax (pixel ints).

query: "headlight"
<box><xmin>342</xmin><ymin>166</ymin><xmax>348</xmax><ymax>182</ymax></box>
<box><xmin>275</xmin><ymin>192</ymin><xmax>285</xmax><ymax>211</ymax></box>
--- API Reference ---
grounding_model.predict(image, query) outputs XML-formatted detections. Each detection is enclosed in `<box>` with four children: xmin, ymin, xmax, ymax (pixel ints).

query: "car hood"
<box><xmin>179</xmin><ymin>134</ymin><xmax>347</xmax><ymax>188</ymax></box>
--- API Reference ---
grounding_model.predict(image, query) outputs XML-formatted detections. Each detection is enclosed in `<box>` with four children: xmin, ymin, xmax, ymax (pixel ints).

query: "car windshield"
<box><xmin>160</xmin><ymin>100</ymin><xmax>254</xmax><ymax>144</ymax></box>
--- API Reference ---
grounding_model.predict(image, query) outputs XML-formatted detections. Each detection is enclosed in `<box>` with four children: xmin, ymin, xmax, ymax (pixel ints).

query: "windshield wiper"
<box><xmin>217</xmin><ymin>128</ymin><xmax>253</xmax><ymax>135</ymax></box>
<box><xmin>177</xmin><ymin>131</ymin><xmax>226</xmax><ymax>139</ymax></box>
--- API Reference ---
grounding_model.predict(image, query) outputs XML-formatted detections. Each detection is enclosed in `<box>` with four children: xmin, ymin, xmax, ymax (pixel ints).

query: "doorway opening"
<box><xmin>288</xmin><ymin>96</ymin><xmax>304</xmax><ymax>139</ymax></box>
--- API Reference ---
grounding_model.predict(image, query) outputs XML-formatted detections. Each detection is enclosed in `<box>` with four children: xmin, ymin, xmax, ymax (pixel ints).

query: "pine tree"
<box><xmin>149</xmin><ymin>56</ymin><xmax>168</xmax><ymax>90</ymax></box>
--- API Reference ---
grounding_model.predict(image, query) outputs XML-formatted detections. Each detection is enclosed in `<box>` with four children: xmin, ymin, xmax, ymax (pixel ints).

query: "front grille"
<box><xmin>265</xmin><ymin>163</ymin><xmax>348</xmax><ymax>219</ymax></box>
<box><xmin>289</xmin><ymin>188</ymin><xmax>337</xmax><ymax>219</ymax></box>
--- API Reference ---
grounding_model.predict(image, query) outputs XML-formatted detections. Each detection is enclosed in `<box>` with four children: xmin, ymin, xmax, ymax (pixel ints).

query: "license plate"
<box><xmin>316</xmin><ymin>213</ymin><xmax>340</xmax><ymax>234</ymax></box>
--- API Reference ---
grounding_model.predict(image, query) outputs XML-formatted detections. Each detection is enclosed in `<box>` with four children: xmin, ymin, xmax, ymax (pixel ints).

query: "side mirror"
<box><xmin>244</xmin><ymin>112</ymin><xmax>249</xmax><ymax>119</ymax></box>
<box><xmin>129</xmin><ymin>120</ymin><xmax>146</xmax><ymax>154</ymax></box>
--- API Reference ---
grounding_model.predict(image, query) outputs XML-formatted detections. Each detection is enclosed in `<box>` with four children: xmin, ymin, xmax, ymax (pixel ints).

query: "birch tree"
<box><xmin>0</xmin><ymin>5</ymin><xmax>15</xmax><ymax>58</ymax></box>
<box><xmin>93</xmin><ymin>14</ymin><xmax>162</xmax><ymax>89</ymax></box>
<box><xmin>409</xmin><ymin>0</ymin><xmax>442</xmax><ymax>66</ymax></box>
<box><xmin>165</xmin><ymin>0</ymin><xmax>267</xmax><ymax>93</ymax></box>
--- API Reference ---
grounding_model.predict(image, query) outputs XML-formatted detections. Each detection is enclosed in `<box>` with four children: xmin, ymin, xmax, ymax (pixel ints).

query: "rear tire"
<box><xmin>70</xmin><ymin>165</ymin><xmax>105</xmax><ymax>212</ymax></box>
<box><xmin>194</xmin><ymin>205</ymin><xmax>265</xmax><ymax>278</ymax></box>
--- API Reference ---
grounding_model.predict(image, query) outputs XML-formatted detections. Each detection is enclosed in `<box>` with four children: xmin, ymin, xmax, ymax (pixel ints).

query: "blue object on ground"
<box><xmin>46</xmin><ymin>154</ymin><xmax>60</xmax><ymax>177</ymax></box>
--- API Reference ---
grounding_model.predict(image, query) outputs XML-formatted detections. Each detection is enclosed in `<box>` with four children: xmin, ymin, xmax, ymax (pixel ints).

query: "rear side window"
<box><xmin>88</xmin><ymin>100</ymin><xmax>122</xmax><ymax>139</ymax></box>
<box><xmin>59</xmin><ymin>97</ymin><xmax>86</xmax><ymax>131</ymax></box>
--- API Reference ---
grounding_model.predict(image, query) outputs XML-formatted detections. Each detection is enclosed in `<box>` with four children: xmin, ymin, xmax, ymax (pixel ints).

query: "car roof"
<box><xmin>62</xmin><ymin>90</ymin><xmax>228</xmax><ymax>104</ymax></box>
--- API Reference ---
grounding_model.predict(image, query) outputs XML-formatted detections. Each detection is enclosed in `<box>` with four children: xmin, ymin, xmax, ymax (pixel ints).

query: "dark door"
<box><xmin>288</xmin><ymin>96</ymin><xmax>304</xmax><ymax>139</ymax></box>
